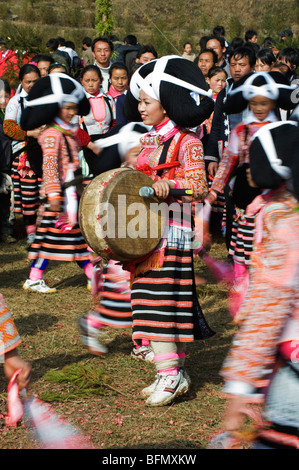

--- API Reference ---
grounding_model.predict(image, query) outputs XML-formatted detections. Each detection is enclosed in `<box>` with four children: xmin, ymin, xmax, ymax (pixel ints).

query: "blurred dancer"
<box><xmin>220</xmin><ymin>117</ymin><xmax>299</xmax><ymax>449</ymax></box>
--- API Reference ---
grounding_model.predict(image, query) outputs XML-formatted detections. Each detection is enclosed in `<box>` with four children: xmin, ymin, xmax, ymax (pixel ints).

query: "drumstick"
<box><xmin>139</xmin><ymin>186</ymin><xmax>193</xmax><ymax>197</ymax></box>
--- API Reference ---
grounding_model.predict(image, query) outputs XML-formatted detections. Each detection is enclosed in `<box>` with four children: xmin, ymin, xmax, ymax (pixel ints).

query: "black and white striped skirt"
<box><xmin>28</xmin><ymin>203</ymin><xmax>90</xmax><ymax>262</ymax></box>
<box><xmin>95</xmin><ymin>261</ymin><xmax>132</xmax><ymax>328</ymax></box>
<box><xmin>229</xmin><ymin>208</ymin><xmax>255</xmax><ymax>265</ymax></box>
<box><xmin>131</xmin><ymin>225</ymin><xmax>215</xmax><ymax>343</ymax></box>
<box><xmin>11</xmin><ymin>154</ymin><xmax>41</xmax><ymax>217</ymax></box>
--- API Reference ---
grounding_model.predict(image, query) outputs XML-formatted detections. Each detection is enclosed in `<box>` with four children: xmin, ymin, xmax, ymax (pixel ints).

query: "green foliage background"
<box><xmin>0</xmin><ymin>0</ymin><xmax>297</xmax><ymax>58</ymax></box>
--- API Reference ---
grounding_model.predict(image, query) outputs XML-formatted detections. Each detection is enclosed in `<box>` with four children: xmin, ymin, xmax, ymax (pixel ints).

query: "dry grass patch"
<box><xmin>0</xmin><ymin>228</ymin><xmax>236</xmax><ymax>449</ymax></box>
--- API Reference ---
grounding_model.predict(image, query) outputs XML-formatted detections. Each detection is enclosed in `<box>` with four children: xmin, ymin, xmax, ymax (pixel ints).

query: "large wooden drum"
<box><xmin>79</xmin><ymin>168</ymin><xmax>167</xmax><ymax>262</ymax></box>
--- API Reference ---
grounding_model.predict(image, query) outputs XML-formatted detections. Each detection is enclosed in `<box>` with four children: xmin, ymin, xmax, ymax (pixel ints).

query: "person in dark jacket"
<box><xmin>205</xmin><ymin>47</ymin><xmax>255</xmax><ymax>253</ymax></box>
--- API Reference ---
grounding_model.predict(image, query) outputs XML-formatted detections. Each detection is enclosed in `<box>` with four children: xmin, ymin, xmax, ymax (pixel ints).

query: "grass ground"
<box><xmin>0</xmin><ymin>218</ymin><xmax>237</xmax><ymax>450</ymax></box>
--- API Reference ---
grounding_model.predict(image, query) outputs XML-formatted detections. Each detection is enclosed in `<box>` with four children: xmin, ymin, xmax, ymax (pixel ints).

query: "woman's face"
<box><xmin>110</xmin><ymin>68</ymin><xmax>128</xmax><ymax>93</ymax></box>
<box><xmin>37</xmin><ymin>60</ymin><xmax>51</xmax><ymax>77</ymax></box>
<box><xmin>58</xmin><ymin>102</ymin><xmax>78</xmax><ymax>123</ymax></box>
<box><xmin>255</xmin><ymin>58</ymin><xmax>272</xmax><ymax>72</ymax></box>
<box><xmin>138</xmin><ymin>90</ymin><xmax>168</xmax><ymax>126</ymax></box>
<box><xmin>207</xmin><ymin>71</ymin><xmax>227</xmax><ymax>94</ymax></box>
<box><xmin>81</xmin><ymin>70</ymin><xmax>102</xmax><ymax>95</ymax></box>
<box><xmin>21</xmin><ymin>72</ymin><xmax>40</xmax><ymax>93</ymax></box>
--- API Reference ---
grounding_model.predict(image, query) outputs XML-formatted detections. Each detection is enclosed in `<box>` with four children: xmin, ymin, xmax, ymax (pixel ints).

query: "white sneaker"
<box><xmin>140</xmin><ymin>375</ymin><xmax>160</xmax><ymax>397</ymax></box>
<box><xmin>79</xmin><ymin>311</ymin><xmax>108</xmax><ymax>355</ymax></box>
<box><xmin>27</xmin><ymin>233</ymin><xmax>36</xmax><ymax>245</ymax></box>
<box><xmin>145</xmin><ymin>370</ymin><xmax>189</xmax><ymax>406</ymax></box>
<box><xmin>131</xmin><ymin>345</ymin><xmax>154</xmax><ymax>362</ymax></box>
<box><xmin>141</xmin><ymin>369</ymin><xmax>191</xmax><ymax>398</ymax></box>
<box><xmin>23</xmin><ymin>279</ymin><xmax>56</xmax><ymax>293</ymax></box>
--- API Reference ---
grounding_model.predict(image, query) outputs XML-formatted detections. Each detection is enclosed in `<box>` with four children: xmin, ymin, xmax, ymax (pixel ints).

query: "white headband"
<box><xmin>130</xmin><ymin>55</ymin><xmax>213</xmax><ymax>102</ymax></box>
<box><xmin>23</xmin><ymin>73</ymin><xmax>85</xmax><ymax>108</ymax></box>
<box><xmin>253</xmin><ymin>121</ymin><xmax>298</xmax><ymax>179</ymax></box>
<box><xmin>94</xmin><ymin>122</ymin><xmax>151</xmax><ymax>159</ymax></box>
<box><xmin>229</xmin><ymin>71</ymin><xmax>295</xmax><ymax>101</ymax></box>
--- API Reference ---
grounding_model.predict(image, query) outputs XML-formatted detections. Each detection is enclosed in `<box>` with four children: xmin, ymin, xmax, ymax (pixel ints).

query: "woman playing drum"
<box><xmin>123</xmin><ymin>56</ymin><xmax>215</xmax><ymax>406</ymax></box>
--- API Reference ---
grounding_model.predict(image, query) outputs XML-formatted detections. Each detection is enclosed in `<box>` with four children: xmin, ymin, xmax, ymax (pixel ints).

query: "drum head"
<box><xmin>79</xmin><ymin>168</ymin><xmax>167</xmax><ymax>262</ymax></box>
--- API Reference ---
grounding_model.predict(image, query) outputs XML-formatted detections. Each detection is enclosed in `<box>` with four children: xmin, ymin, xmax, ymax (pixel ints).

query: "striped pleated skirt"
<box><xmin>28</xmin><ymin>203</ymin><xmax>90</xmax><ymax>262</ymax></box>
<box><xmin>95</xmin><ymin>261</ymin><xmax>132</xmax><ymax>328</ymax></box>
<box><xmin>131</xmin><ymin>225</ymin><xmax>215</xmax><ymax>343</ymax></box>
<box><xmin>229</xmin><ymin>208</ymin><xmax>255</xmax><ymax>265</ymax></box>
<box><xmin>11</xmin><ymin>154</ymin><xmax>41</xmax><ymax>217</ymax></box>
<box><xmin>207</xmin><ymin>175</ymin><xmax>226</xmax><ymax>214</ymax></box>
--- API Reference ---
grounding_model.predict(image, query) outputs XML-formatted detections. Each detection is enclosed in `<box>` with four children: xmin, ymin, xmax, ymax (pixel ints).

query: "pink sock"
<box><xmin>158</xmin><ymin>367</ymin><xmax>179</xmax><ymax>376</ymax></box>
<box><xmin>26</xmin><ymin>224</ymin><xmax>36</xmax><ymax>235</ymax></box>
<box><xmin>234</xmin><ymin>262</ymin><xmax>247</xmax><ymax>280</ymax></box>
<box><xmin>88</xmin><ymin>311</ymin><xmax>103</xmax><ymax>329</ymax></box>
<box><xmin>134</xmin><ymin>339</ymin><xmax>150</xmax><ymax>349</ymax></box>
<box><xmin>29</xmin><ymin>267</ymin><xmax>43</xmax><ymax>281</ymax></box>
<box><xmin>83</xmin><ymin>262</ymin><xmax>93</xmax><ymax>279</ymax></box>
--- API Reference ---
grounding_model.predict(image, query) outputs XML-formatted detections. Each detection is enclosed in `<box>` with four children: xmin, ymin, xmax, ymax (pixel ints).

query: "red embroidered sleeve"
<box><xmin>174</xmin><ymin>134</ymin><xmax>208</xmax><ymax>201</ymax></box>
<box><xmin>41</xmin><ymin>133</ymin><xmax>61</xmax><ymax>198</ymax></box>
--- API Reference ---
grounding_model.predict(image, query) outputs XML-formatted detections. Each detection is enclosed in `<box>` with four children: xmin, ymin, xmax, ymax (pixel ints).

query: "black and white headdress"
<box><xmin>223</xmin><ymin>71</ymin><xmax>296</xmax><ymax>115</ymax></box>
<box><xmin>124</xmin><ymin>55</ymin><xmax>214</xmax><ymax>128</ymax></box>
<box><xmin>249</xmin><ymin>119</ymin><xmax>299</xmax><ymax>199</ymax></box>
<box><xmin>21</xmin><ymin>73</ymin><xmax>90</xmax><ymax>130</ymax></box>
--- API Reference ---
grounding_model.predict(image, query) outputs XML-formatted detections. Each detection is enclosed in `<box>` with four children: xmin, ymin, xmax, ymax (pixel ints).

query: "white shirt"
<box><xmin>94</xmin><ymin>61</ymin><xmax>111</xmax><ymax>93</ymax></box>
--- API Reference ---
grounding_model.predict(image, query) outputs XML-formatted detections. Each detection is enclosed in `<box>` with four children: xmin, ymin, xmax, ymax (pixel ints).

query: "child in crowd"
<box><xmin>79</xmin><ymin>65</ymin><xmax>115</xmax><ymax>180</ymax></box>
<box><xmin>220</xmin><ymin>117</ymin><xmax>299</xmax><ymax>449</ymax></box>
<box><xmin>20</xmin><ymin>73</ymin><xmax>94</xmax><ymax>293</ymax></box>
<box><xmin>79</xmin><ymin>124</ymin><xmax>154</xmax><ymax>361</ymax></box>
<box><xmin>204</xmin><ymin>72</ymin><xmax>295</xmax><ymax>315</ymax></box>
<box><xmin>206</xmin><ymin>66</ymin><xmax>228</xmax><ymax>96</ymax></box>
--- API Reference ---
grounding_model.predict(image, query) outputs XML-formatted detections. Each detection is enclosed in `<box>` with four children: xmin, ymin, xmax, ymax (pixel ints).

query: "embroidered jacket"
<box><xmin>221</xmin><ymin>188</ymin><xmax>299</xmax><ymax>396</ymax></box>
<box><xmin>211</xmin><ymin>120</ymin><xmax>275</xmax><ymax>194</ymax></box>
<box><xmin>136</xmin><ymin>130</ymin><xmax>208</xmax><ymax>202</ymax></box>
<box><xmin>38</xmin><ymin>125</ymin><xmax>80</xmax><ymax>201</ymax></box>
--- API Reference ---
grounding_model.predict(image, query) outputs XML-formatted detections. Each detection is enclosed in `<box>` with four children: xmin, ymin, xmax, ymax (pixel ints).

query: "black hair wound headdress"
<box><xmin>21</xmin><ymin>73</ymin><xmax>90</xmax><ymax>130</ymax></box>
<box><xmin>223</xmin><ymin>71</ymin><xmax>296</xmax><ymax>115</ymax></box>
<box><xmin>249</xmin><ymin>120</ymin><xmax>299</xmax><ymax>199</ymax></box>
<box><xmin>124</xmin><ymin>55</ymin><xmax>214</xmax><ymax>128</ymax></box>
